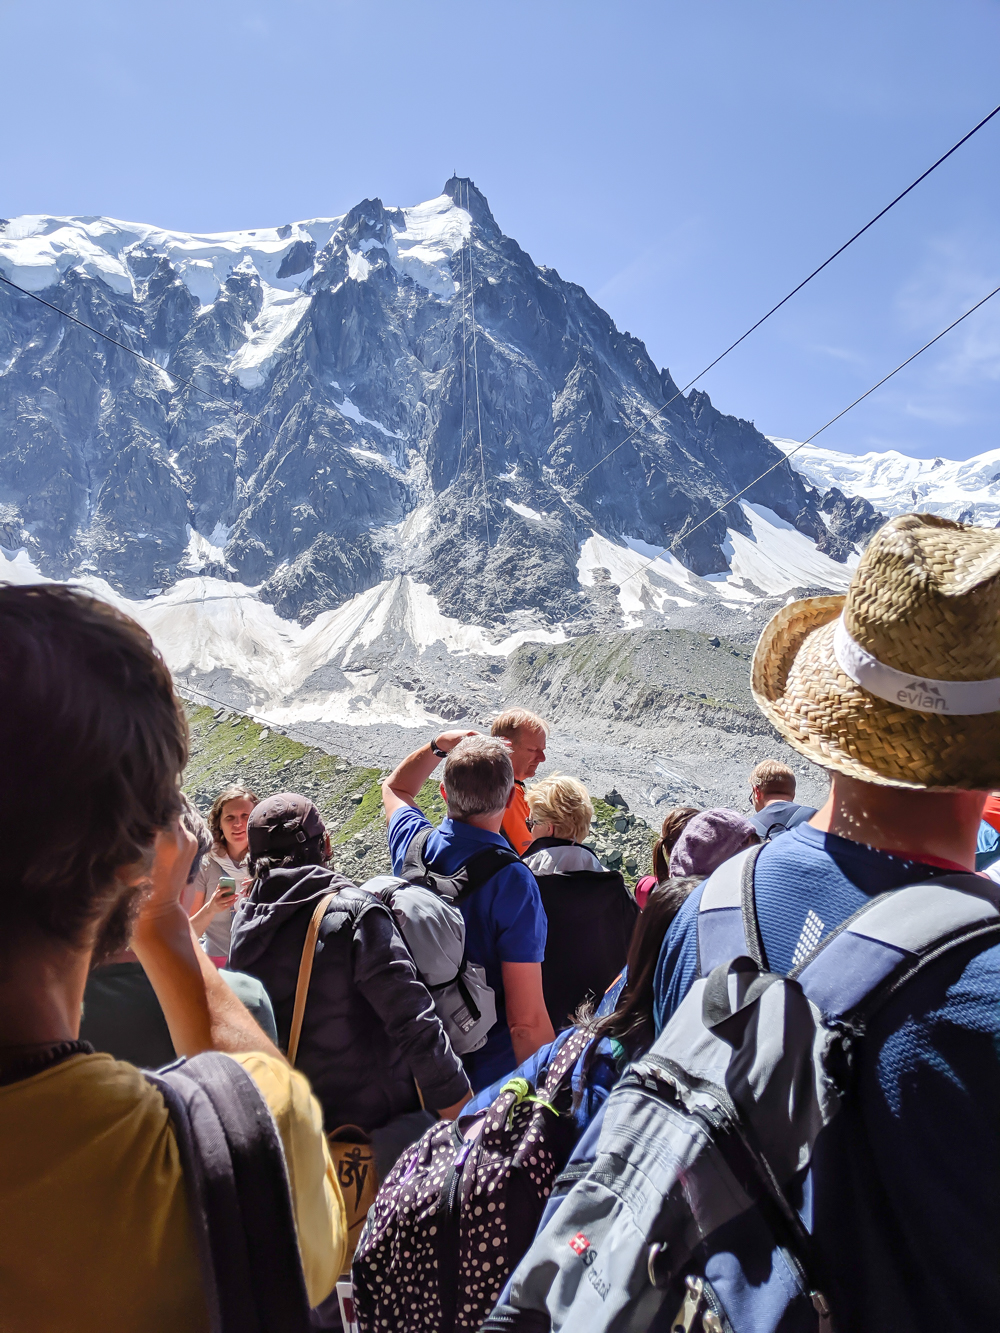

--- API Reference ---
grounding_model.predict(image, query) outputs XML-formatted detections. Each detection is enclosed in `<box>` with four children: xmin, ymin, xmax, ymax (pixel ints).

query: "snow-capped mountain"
<box><xmin>772</xmin><ymin>438</ymin><xmax>1000</xmax><ymax>528</ymax></box>
<box><xmin>0</xmin><ymin>180</ymin><xmax>876</xmax><ymax>722</ymax></box>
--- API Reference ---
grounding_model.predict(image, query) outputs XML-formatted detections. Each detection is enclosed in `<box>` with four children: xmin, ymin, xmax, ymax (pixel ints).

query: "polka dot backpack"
<box><xmin>352</xmin><ymin>1026</ymin><xmax>593</xmax><ymax>1332</ymax></box>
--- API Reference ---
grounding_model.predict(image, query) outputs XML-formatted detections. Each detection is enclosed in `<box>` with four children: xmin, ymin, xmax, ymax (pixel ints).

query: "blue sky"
<box><xmin>2</xmin><ymin>0</ymin><xmax>998</xmax><ymax>460</ymax></box>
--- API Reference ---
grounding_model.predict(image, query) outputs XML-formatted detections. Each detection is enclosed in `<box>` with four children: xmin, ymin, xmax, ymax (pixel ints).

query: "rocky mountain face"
<box><xmin>0</xmin><ymin>180</ymin><xmax>875</xmax><ymax>637</ymax></box>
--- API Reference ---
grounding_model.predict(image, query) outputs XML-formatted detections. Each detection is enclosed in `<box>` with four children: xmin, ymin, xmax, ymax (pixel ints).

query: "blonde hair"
<box><xmin>749</xmin><ymin>759</ymin><xmax>796</xmax><ymax>797</ymax></box>
<box><xmin>526</xmin><ymin>774</ymin><xmax>593</xmax><ymax>844</ymax></box>
<box><xmin>491</xmin><ymin>707</ymin><xmax>548</xmax><ymax>741</ymax></box>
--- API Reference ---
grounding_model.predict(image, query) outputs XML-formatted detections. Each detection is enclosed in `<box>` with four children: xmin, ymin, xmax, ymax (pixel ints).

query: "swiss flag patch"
<box><xmin>568</xmin><ymin>1232</ymin><xmax>590</xmax><ymax>1256</ymax></box>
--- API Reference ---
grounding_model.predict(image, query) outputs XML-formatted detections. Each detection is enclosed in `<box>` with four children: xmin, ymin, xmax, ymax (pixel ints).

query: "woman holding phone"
<box><xmin>187</xmin><ymin>783</ymin><xmax>258</xmax><ymax>964</ymax></box>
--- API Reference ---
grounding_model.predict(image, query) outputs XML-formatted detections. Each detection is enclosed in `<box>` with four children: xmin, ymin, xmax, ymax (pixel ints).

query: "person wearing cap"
<box><xmin>228</xmin><ymin>793</ymin><xmax>471</xmax><ymax>1148</ymax></box>
<box><xmin>653</xmin><ymin>513</ymin><xmax>1000</xmax><ymax>1330</ymax></box>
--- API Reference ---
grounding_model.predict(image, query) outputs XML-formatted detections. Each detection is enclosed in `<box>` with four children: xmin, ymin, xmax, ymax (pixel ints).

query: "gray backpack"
<box><xmin>360</xmin><ymin>827</ymin><xmax>518</xmax><ymax>1055</ymax></box>
<box><xmin>484</xmin><ymin>845</ymin><xmax>1000</xmax><ymax>1333</ymax></box>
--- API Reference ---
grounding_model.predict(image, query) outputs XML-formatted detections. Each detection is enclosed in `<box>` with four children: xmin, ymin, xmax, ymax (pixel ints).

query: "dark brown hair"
<box><xmin>577</xmin><ymin>876</ymin><xmax>703</xmax><ymax>1069</ymax></box>
<box><xmin>208</xmin><ymin>783</ymin><xmax>259</xmax><ymax>850</ymax></box>
<box><xmin>0</xmin><ymin>585</ymin><xmax>188</xmax><ymax>950</ymax></box>
<box><xmin>651</xmin><ymin>806</ymin><xmax>700</xmax><ymax>883</ymax></box>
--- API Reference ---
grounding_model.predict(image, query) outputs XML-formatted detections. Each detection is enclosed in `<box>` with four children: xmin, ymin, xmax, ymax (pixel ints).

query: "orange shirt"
<box><xmin>501</xmin><ymin>781</ymin><xmax>533</xmax><ymax>855</ymax></box>
<box><xmin>983</xmin><ymin>794</ymin><xmax>1000</xmax><ymax>835</ymax></box>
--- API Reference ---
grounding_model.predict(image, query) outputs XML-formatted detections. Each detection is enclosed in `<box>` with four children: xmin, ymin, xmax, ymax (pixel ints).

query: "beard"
<box><xmin>90</xmin><ymin>880</ymin><xmax>148</xmax><ymax>968</ymax></box>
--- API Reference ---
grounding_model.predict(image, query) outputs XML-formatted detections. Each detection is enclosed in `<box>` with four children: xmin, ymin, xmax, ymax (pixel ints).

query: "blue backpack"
<box><xmin>483</xmin><ymin>845</ymin><xmax>1000</xmax><ymax>1333</ymax></box>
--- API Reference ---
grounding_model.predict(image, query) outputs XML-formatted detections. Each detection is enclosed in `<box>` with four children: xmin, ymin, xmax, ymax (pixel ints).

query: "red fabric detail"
<box><xmin>634</xmin><ymin>875</ymin><xmax>656</xmax><ymax>910</ymax></box>
<box><xmin>982</xmin><ymin>794</ymin><xmax>1000</xmax><ymax>836</ymax></box>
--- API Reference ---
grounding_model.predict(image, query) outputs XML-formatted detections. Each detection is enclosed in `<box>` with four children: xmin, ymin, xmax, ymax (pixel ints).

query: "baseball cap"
<box><xmin>247</xmin><ymin>792</ymin><xmax>326</xmax><ymax>859</ymax></box>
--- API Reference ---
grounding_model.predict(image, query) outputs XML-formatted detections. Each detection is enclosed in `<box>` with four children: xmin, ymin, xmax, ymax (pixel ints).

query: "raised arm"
<box><xmin>381</xmin><ymin>729</ymin><xmax>478</xmax><ymax>819</ymax></box>
<box><xmin>131</xmin><ymin>819</ymin><xmax>283</xmax><ymax>1061</ymax></box>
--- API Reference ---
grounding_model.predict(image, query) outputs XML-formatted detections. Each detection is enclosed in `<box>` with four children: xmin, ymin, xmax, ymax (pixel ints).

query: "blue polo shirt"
<box><xmin>653</xmin><ymin>822</ymin><xmax>1000</xmax><ymax>1329</ymax></box>
<box><xmin>388</xmin><ymin>806</ymin><xmax>548</xmax><ymax>1091</ymax></box>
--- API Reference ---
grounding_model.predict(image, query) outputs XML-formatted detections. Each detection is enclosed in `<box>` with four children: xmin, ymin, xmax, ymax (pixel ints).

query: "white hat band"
<box><xmin>833</xmin><ymin>616</ymin><xmax>1000</xmax><ymax>716</ymax></box>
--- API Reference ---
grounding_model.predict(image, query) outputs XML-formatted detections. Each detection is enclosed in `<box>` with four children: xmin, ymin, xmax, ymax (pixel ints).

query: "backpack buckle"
<box><xmin>668</xmin><ymin>1275</ymin><xmax>704</xmax><ymax>1331</ymax></box>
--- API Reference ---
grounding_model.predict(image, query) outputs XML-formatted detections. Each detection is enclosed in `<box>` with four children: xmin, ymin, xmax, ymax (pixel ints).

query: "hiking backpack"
<box><xmin>360</xmin><ymin>825</ymin><xmax>520</xmax><ymax>1055</ymax></box>
<box><xmin>351</xmin><ymin>1025</ymin><xmax>594</xmax><ymax>1333</ymax></box>
<box><xmin>145</xmin><ymin>1050</ymin><xmax>312</xmax><ymax>1333</ymax></box>
<box><xmin>482</xmin><ymin>845</ymin><xmax>1000</xmax><ymax>1333</ymax></box>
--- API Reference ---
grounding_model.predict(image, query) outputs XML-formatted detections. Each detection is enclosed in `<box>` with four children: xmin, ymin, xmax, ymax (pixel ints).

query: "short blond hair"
<box><xmin>526</xmin><ymin>774</ymin><xmax>593</xmax><ymax>844</ymax></box>
<box><xmin>749</xmin><ymin>759</ymin><xmax>796</xmax><ymax>797</ymax></box>
<box><xmin>491</xmin><ymin>707</ymin><xmax>548</xmax><ymax>741</ymax></box>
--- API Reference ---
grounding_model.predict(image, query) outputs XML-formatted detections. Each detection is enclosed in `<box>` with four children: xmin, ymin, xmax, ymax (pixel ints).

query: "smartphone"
<box><xmin>217</xmin><ymin>875</ymin><xmax>238</xmax><ymax>903</ymax></box>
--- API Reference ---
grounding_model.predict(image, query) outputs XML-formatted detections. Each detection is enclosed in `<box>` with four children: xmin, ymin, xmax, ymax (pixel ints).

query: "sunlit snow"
<box><xmin>771</xmin><ymin>437</ymin><xmax>1000</xmax><ymax>527</ymax></box>
<box><xmin>0</xmin><ymin>552</ymin><xmax>563</xmax><ymax>727</ymax></box>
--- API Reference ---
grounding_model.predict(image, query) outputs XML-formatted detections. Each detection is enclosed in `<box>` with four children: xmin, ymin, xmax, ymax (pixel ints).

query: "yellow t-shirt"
<box><xmin>0</xmin><ymin>1050</ymin><xmax>347</xmax><ymax>1333</ymax></box>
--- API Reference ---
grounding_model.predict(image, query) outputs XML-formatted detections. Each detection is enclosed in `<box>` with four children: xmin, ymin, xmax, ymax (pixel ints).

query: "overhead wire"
<box><xmin>572</xmin><ymin>98</ymin><xmax>1000</xmax><ymax>488</ymax></box>
<box><xmin>463</xmin><ymin>179</ymin><xmax>512</xmax><ymax>626</ymax></box>
<box><xmin>617</xmin><ymin>281</ymin><xmax>1000</xmax><ymax>588</ymax></box>
<box><xmin>0</xmin><ymin>270</ymin><xmax>256</xmax><ymax>424</ymax></box>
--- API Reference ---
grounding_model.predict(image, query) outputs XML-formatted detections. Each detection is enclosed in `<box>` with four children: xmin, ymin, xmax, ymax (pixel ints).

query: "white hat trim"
<box><xmin>833</xmin><ymin>616</ymin><xmax>1000</xmax><ymax>716</ymax></box>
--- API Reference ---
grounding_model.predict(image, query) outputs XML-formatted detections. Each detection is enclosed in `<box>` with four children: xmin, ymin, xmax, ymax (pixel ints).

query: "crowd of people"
<box><xmin>4</xmin><ymin>511</ymin><xmax>1000</xmax><ymax>1331</ymax></box>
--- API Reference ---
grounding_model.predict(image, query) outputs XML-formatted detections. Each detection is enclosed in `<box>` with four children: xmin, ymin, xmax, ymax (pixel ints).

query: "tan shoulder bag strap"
<box><xmin>287</xmin><ymin>892</ymin><xmax>338</xmax><ymax>1066</ymax></box>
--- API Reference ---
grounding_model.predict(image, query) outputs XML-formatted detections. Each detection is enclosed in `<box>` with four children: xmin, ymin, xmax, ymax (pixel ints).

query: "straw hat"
<box><xmin>752</xmin><ymin>513</ymin><xmax>1000</xmax><ymax>790</ymax></box>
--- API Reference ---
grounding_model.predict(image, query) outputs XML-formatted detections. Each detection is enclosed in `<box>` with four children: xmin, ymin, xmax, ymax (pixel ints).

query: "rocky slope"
<box><xmin>182</xmin><ymin>699</ymin><xmax>656</xmax><ymax>886</ymax></box>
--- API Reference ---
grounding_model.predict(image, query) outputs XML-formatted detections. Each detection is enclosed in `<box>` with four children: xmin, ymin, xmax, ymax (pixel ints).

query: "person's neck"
<box><xmin>810</xmin><ymin>773</ymin><xmax>986</xmax><ymax>869</ymax></box>
<box><xmin>0</xmin><ymin>931</ymin><xmax>92</xmax><ymax>1049</ymax></box>
<box><xmin>448</xmin><ymin>810</ymin><xmax>506</xmax><ymax>835</ymax></box>
<box><xmin>223</xmin><ymin>843</ymin><xmax>246</xmax><ymax>865</ymax></box>
<box><xmin>760</xmin><ymin>793</ymin><xmax>795</xmax><ymax>810</ymax></box>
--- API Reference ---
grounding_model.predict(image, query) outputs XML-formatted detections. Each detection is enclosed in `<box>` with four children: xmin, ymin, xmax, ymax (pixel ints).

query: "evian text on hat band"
<box><xmin>832</xmin><ymin>617</ymin><xmax>1000</xmax><ymax>716</ymax></box>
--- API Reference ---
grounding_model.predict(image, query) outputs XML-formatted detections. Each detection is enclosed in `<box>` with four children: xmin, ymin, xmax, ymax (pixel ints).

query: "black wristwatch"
<box><xmin>429</xmin><ymin>736</ymin><xmax>448</xmax><ymax>759</ymax></box>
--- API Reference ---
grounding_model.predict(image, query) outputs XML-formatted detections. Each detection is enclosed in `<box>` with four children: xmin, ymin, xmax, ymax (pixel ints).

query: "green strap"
<box><xmin>500</xmin><ymin>1076</ymin><xmax>558</xmax><ymax>1127</ymax></box>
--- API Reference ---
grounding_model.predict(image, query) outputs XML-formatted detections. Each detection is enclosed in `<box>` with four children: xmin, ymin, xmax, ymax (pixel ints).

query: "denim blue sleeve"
<box><xmin>492</xmin><ymin>865</ymin><xmax>547</xmax><ymax>963</ymax></box>
<box><xmin>652</xmin><ymin>880</ymin><xmax>706</xmax><ymax>1035</ymax></box>
<box><xmin>977</xmin><ymin>820</ymin><xmax>1000</xmax><ymax>854</ymax></box>
<box><xmin>387</xmin><ymin>804</ymin><xmax>431</xmax><ymax>876</ymax></box>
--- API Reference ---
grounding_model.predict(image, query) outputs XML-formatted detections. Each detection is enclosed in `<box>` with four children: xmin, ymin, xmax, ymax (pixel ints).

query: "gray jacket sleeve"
<box><xmin>351</xmin><ymin>902</ymin><xmax>471</xmax><ymax>1110</ymax></box>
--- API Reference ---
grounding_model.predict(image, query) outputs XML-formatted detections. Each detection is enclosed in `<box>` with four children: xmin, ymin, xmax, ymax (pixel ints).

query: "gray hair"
<box><xmin>443</xmin><ymin>735</ymin><xmax>514</xmax><ymax>820</ymax></box>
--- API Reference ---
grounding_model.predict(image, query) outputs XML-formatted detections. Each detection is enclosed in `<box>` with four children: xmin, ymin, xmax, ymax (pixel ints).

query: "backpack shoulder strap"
<box><xmin>400</xmin><ymin>824</ymin><xmax>434</xmax><ymax>880</ymax></box>
<box><xmin>539</xmin><ymin>1026</ymin><xmax>594</xmax><ymax>1101</ymax></box>
<box><xmin>697</xmin><ymin>844</ymin><xmax>764</xmax><ymax>976</ymax></box>
<box><xmin>287</xmin><ymin>891</ymin><xmax>338</xmax><ymax>1065</ymax></box>
<box><xmin>454</xmin><ymin>843</ymin><xmax>522</xmax><ymax>901</ymax></box>
<box><xmin>146</xmin><ymin>1051</ymin><xmax>311</xmax><ymax>1333</ymax></box>
<box><xmin>793</xmin><ymin>873</ymin><xmax>1000</xmax><ymax>1020</ymax></box>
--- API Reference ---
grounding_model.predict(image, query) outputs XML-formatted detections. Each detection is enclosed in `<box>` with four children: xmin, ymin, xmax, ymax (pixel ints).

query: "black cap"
<box><xmin>247</xmin><ymin>793</ymin><xmax>325</xmax><ymax>859</ymax></box>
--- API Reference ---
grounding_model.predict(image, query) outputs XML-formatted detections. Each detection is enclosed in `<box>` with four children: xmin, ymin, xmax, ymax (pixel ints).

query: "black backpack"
<box><xmin>352</xmin><ymin>1025</ymin><xmax>593</xmax><ymax>1333</ymax></box>
<box><xmin>145</xmin><ymin>1050</ymin><xmax>312</xmax><ymax>1333</ymax></box>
